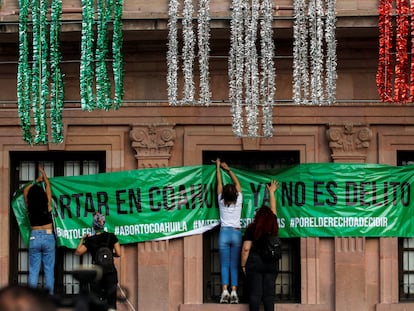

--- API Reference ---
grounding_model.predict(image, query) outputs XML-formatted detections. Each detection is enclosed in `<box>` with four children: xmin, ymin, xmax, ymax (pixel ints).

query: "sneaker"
<box><xmin>230</xmin><ymin>290</ymin><xmax>239</xmax><ymax>304</ymax></box>
<box><xmin>220</xmin><ymin>290</ymin><xmax>230</xmax><ymax>303</ymax></box>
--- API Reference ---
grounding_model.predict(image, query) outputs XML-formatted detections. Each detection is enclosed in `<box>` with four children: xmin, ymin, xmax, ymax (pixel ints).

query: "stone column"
<box><xmin>326</xmin><ymin>123</ymin><xmax>372</xmax><ymax>311</ymax></box>
<box><xmin>129</xmin><ymin>123</ymin><xmax>176</xmax><ymax>168</ymax></box>
<box><xmin>129</xmin><ymin>123</ymin><xmax>176</xmax><ymax>311</ymax></box>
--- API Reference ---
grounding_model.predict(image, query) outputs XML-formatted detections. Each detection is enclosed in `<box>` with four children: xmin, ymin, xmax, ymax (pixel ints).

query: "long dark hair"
<box><xmin>222</xmin><ymin>184</ymin><xmax>238</xmax><ymax>206</ymax></box>
<box><xmin>249</xmin><ymin>204</ymin><xmax>279</xmax><ymax>240</ymax></box>
<box><xmin>27</xmin><ymin>185</ymin><xmax>48</xmax><ymax>213</ymax></box>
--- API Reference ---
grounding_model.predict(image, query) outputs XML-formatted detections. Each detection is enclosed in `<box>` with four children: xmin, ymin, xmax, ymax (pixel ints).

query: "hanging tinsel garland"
<box><xmin>292</xmin><ymin>0</ymin><xmax>309</xmax><ymax>105</ymax></box>
<box><xmin>410</xmin><ymin>0</ymin><xmax>414</xmax><ymax>100</ymax></box>
<box><xmin>325</xmin><ymin>0</ymin><xmax>337</xmax><ymax>105</ymax></box>
<box><xmin>228</xmin><ymin>0</ymin><xmax>276</xmax><ymax>137</ymax></box>
<box><xmin>79</xmin><ymin>0</ymin><xmax>124</xmax><ymax>110</ymax></box>
<box><xmin>228</xmin><ymin>0</ymin><xmax>245</xmax><ymax>136</ymax></box>
<box><xmin>96</xmin><ymin>0</ymin><xmax>113</xmax><ymax>110</ymax></box>
<box><xmin>31</xmin><ymin>0</ymin><xmax>49</xmax><ymax>144</ymax></box>
<box><xmin>17</xmin><ymin>0</ymin><xmax>64</xmax><ymax>144</ymax></box>
<box><xmin>17</xmin><ymin>0</ymin><xmax>32</xmax><ymax>143</ymax></box>
<box><xmin>182</xmin><ymin>0</ymin><xmax>195</xmax><ymax>104</ymax></box>
<box><xmin>376</xmin><ymin>0</ymin><xmax>393</xmax><ymax>102</ymax></box>
<box><xmin>197</xmin><ymin>0</ymin><xmax>211</xmax><ymax>105</ymax></box>
<box><xmin>112</xmin><ymin>0</ymin><xmax>124</xmax><ymax>110</ymax></box>
<box><xmin>376</xmin><ymin>0</ymin><xmax>414</xmax><ymax>103</ymax></box>
<box><xmin>394</xmin><ymin>0</ymin><xmax>409</xmax><ymax>103</ymax></box>
<box><xmin>260</xmin><ymin>0</ymin><xmax>275</xmax><ymax>137</ymax></box>
<box><xmin>49</xmin><ymin>0</ymin><xmax>64</xmax><ymax>143</ymax></box>
<box><xmin>292</xmin><ymin>0</ymin><xmax>337</xmax><ymax>105</ymax></box>
<box><xmin>167</xmin><ymin>0</ymin><xmax>212</xmax><ymax>105</ymax></box>
<box><xmin>80</xmin><ymin>0</ymin><xmax>95</xmax><ymax>111</ymax></box>
<box><xmin>167</xmin><ymin>0</ymin><xmax>179</xmax><ymax>105</ymax></box>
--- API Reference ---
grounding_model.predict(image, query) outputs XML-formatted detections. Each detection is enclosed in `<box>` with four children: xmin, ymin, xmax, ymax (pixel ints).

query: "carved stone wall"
<box><xmin>129</xmin><ymin>124</ymin><xmax>176</xmax><ymax>168</ymax></box>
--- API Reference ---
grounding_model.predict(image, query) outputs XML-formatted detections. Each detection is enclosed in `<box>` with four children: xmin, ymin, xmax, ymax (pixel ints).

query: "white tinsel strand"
<box><xmin>197</xmin><ymin>0</ymin><xmax>211</xmax><ymax>105</ymax></box>
<box><xmin>325</xmin><ymin>0</ymin><xmax>337</xmax><ymax>105</ymax></box>
<box><xmin>229</xmin><ymin>0</ymin><xmax>245</xmax><ymax>137</ymax></box>
<box><xmin>260</xmin><ymin>0</ymin><xmax>275</xmax><ymax>137</ymax></box>
<box><xmin>167</xmin><ymin>0</ymin><xmax>179</xmax><ymax>105</ymax></box>
<box><xmin>292</xmin><ymin>0</ymin><xmax>308</xmax><ymax>105</ymax></box>
<box><xmin>309</xmin><ymin>0</ymin><xmax>325</xmax><ymax>105</ymax></box>
<box><xmin>244</xmin><ymin>0</ymin><xmax>260</xmax><ymax>137</ymax></box>
<box><xmin>182</xmin><ymin>0</ymin><xmax>195</xmax><ymax>104</ymax></box>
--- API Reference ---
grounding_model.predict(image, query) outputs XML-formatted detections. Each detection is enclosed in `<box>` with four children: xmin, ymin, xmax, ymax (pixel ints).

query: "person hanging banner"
<box><xmin>11</xmin><ymin>163</ymin><xmax>414</xmax><ymax>249</ymax></box>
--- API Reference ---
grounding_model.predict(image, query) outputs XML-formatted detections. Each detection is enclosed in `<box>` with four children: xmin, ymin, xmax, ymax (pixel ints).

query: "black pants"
<box><xmin>91</xmin><ymin>270</ymin><xmax>118</xmax><ymax>310</ymax></box>
<box><xmin>245</xmin><ymin>252</ymin><xmax>279</xmax><ymax>311</ymax></box>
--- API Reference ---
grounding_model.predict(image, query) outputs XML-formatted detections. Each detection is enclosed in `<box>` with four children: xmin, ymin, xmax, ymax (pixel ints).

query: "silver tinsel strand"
<box><xmin>309</xmin><ymin>0</ymin><xmax>324</xmax><ymax>105</ymax></box>
<box><xmin>167</xmin><ymin>0</ymin><xmax>179</xmax><ymax>105</ymax></box>
<box><xmin>182</xmin><ymin>0</ymin><xmax>195</xmax><ymax>104</ymax></box>
<box><xmin>229</xmin><ymin>0</ymin><xmax>245</xmax><ymax>137</ymax></box>
<box><xmin>293</xmin><ymin>0</ymin><xmax>309</xmax><ymax>105</ymax></box>
<box><xmin>260</xmin><ymin>0</ymin><xmax>275</xmax><ymax>137</ymax></box>
<box><xmin>325</xmin><ymin>0</ymin><xmax>337</xmax><ymax>104</ymax></box>
<box><xmin>197</xmin><ymin>0</ymin><xmax>211</xmax><ymax>105</ymax></box>
<box><xmin>244</xmin><ymin>0</ymin><xmax>260</xmax><ymax>137</ymax></box>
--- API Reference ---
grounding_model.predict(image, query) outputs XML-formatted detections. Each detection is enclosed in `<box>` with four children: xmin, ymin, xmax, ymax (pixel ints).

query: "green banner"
<box><xmin>11</xmin><ymin>163</ymin><xmax>414</xmax><ymax>249</ymax></box>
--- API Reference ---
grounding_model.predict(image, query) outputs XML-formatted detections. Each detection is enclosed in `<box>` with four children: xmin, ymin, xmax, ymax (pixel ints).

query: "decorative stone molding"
<box><xmin>326</xmin><ymin>123</ymin><xmax>372</xmax><ymax>162</ymax></box>
<box><xmin>130</xmin><ymin>124</ymin><xmax>176</xmax><ymax>168</ymax></box>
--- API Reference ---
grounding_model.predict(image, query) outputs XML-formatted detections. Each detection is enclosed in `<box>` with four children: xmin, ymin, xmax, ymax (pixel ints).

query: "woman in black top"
<box><xmin>23</xmin><ymin>165</ymin><xmax>55</xmax><ymax>295</ymax></box>
<box><xmin>75</xmin><ymin>212</ymin><xmax>121</xmax><ymax>310</ymax></box>
<box><xmin>241</xmin><ymin>180</ymin><xmax>279</xmax><ymax>311</ymax></box>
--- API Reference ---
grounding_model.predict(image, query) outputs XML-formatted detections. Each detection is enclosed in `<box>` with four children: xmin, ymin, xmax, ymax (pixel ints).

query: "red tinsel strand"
<box><xmin>394</xmin><ymin>0</ymin><xmax>410</xmax><ymax>103</ymax></box>
<box><xmin>376</xmin><ymin>0</ymin><xmax>394</xmax><ymax>102</ymax></box>
<box><xmin>376</xmin><ymin>0</ymin><xmax>386</xmax><ymax>101</ymax></box>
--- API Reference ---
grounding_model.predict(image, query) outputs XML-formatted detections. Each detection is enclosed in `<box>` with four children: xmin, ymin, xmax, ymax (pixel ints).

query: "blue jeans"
<box><xmin>29</xmin><ymin>229</ymin><xmax>56</xmax><ymax>294</ymax></box>
<box><xmin>218</xmin><ymin>227</ymin><xmax>242</xmax><ymax>287</ymax></box>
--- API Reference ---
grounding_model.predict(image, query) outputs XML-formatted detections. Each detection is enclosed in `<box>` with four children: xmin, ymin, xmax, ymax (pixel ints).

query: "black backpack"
<box><xmin>94</xmin><ymin>235</ymin><xmax>114</xmax><ymax>273</ymax></box>
<box><xmin>256</xmin><ymin>235</ymin><xmax>282</xmax><ymax>261</ymax></box>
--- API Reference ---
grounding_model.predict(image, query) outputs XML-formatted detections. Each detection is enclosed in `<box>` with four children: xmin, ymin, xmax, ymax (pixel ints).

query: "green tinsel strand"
<box><xmin>50</xmin><ymin>0</ymin><xmax>64</xmax><ymax>143</ymax></box>
<box><xmin>112</xmin><ymin>0</ymin><xmax>124</xmax><ymax>110</ymax></box>
<box><xmin>31</xmin><ymin>0</ymin><xmax>42</xmax><ymax>142</ymax></box>
<box><xmin>80</xmin><ymin>0</ymin><xmax>95</xmax><ymax>111</ymax></box>
<box><xmin>17</xmin><ymin>0</ymin><xmax>33</xmax><ymax>144</ymax></box>
<box><xmin>95</xmin><ymin>0</ymin><xmax>112</xmax><ymax>110</ymax></box>
<box><xmin>34</xmin><ymin>0</ymin><xmax>49</xmax><ymax>144</ymax></box>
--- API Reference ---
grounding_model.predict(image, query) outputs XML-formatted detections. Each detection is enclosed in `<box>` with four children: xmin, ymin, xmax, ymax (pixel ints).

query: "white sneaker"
<box><xmin>230</xmin><ymin>290</ymin><xmax>239</xmax><ymax>304</ymax></box>
<box><xmin>220</xmin><ymin>290</ymin><xmax>230</xmax><ymax>303</ymax></box>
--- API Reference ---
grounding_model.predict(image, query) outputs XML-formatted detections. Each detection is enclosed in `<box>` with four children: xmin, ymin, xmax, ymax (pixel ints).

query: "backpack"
<box><xmin>94</xmin><ymin>235</ymin><xmax>114</xmax><ymax>273</ymax></box>
<box><xmin>256</xmin><ymin>235</ymin><xmax>282</xmax><ymax>261</ymax></box>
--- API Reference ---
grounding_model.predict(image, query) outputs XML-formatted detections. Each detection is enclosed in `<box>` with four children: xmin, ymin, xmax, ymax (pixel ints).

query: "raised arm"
<box><xmin>38</xmin><ymin>165</ymin><xmax>53</xmax><ymax>212</ymax></box>
<box><xmin>221</xmin><ymin>162</ymin><xmax>242</xmax><ymax>193</ymax></box>
<box><xmin>267</xmin><ymin>180</ymin><xmax>278</xmax><ymax>215</ymax></box>
<box><xmin>216</xmin><ymin>158</ymin><xmax>223</xmax><ymax>195</ymax></box>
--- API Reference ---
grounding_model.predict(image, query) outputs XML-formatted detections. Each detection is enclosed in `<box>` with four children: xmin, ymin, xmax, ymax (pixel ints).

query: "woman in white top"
<box><xmin>216</xmin><ymin>158</ymin><xmax>243</xmax><ymax>304</ymax></box>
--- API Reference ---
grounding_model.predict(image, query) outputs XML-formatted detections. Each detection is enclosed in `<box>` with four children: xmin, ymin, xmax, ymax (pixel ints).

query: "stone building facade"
<box><xmin>0</xmin><ymin>0</ymin><xmax>413</xmax><ymax>310</ymax></box>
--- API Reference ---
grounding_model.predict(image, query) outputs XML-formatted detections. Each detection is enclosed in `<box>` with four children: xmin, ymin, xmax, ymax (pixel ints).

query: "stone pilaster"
<box><xmin>129</xmin><ymin>123</ymin><xmax>176</xmax><ymax>168</ymax></box>
<box><xmin>326</xmin><ymin>123</ymin><xmax>372</xmax><ymax>163</ymax></box>
<box><xmin>326</xmin><ymin>123</ymin><xmax>372</xmax><ymax>311</ymax></box>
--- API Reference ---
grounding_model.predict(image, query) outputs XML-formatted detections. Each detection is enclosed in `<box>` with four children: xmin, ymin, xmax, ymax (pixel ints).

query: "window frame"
<box><xmin>9</xmin><ymin>151</ymin><xmax>106</xmax><ymax>295</ymax></box>
<box><xmin>201</xmin><ymin>150</ymin><xmax>301</xmax><ymax>303</ymax></box>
